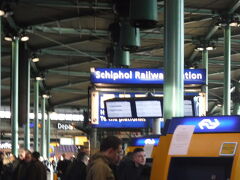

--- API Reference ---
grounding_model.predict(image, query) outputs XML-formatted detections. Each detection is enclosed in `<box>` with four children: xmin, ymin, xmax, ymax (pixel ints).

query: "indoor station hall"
<box><xmin>1</xmin><ymin>0</ymin><xmax>240</xmax><ymax>180</ymax></box>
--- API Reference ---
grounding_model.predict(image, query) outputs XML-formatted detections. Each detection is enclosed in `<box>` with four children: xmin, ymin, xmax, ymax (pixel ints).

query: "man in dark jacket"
<box><xmin>117</xmin><ymin>148</ymin><xmax>149</xmax><ymax>180</ymax></box>
<box><xmin>16</xmin><ymin>150</ymin><xmax>32</xmax><ymax>180</ymax></box>
<box><xmin>57</xmin><ymin>153</ymin><xmax>71</xmax><ymax>179</ymax></box>
<box><xmin>86</xmin><ymin>136</ymin><xmax>122</xmax><ymax>180</ymax></box>
<box><xmin>64</xmin><ymin>151</ymin><xmax>89</xmax><ymax>180</ymax></box>
<box><xmin>28</xmin><ymin>151</ymin><xmax>47</xmax><ymax>180</ymax></box>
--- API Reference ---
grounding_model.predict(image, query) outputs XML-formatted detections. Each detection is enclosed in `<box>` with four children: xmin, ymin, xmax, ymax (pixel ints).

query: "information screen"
<box><xmin>135</xmin><ymin>100</ymin><xmax>162</xmax><ymax>117</ymax></box>
<box><xmin>105</xmin><ymin>101</ymin><xmax>132</xmax><ymax>118</ymax></box>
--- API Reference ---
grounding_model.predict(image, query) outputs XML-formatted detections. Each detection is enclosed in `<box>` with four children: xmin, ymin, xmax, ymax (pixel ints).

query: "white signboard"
<box><xmin>169</xmin><ymin>125</ymin><xmax>195</xmax><ymax>155</ymax></box>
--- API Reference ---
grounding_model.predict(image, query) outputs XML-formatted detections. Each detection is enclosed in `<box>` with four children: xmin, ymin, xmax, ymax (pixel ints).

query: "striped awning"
<box><xmin>55</xmin><ymin>145</ymin><xmax>78</xmax><ymax>153</ymax></box>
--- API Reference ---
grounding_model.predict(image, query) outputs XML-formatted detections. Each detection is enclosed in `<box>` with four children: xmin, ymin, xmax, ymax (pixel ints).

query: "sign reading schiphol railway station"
<box><xmin>167</xmin><ymin>115</ymin><xmax>240</xmax><ymax>134</ymax></box>
<box><xmin>91</xmin><ymin>68</ymin><xmax>206</xmax><ymax>84</ymax></box>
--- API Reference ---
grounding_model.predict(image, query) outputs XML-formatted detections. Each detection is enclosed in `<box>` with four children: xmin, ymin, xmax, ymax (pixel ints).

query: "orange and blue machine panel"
<box><xmin>151</xmin><ymin>115</ymin><xmax>240</xmax><ymax>180</ymax></box>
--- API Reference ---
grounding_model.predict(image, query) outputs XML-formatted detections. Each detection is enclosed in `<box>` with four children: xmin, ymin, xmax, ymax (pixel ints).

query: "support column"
<box><xmin>164</xmin><ymin>0</ymin><xmax>184</xmax><ymax>120</ymax></box>
<box><xmin>41</xmin><ymin>96</ymin><xmax>46</xmax><ymax>158</ymax></box>
<box><xmin>232</xmin><ymin>82</ymin><xmax>240</xmax><ymax>115</ymax></box>
<box><xmin>202</xmin><ymin>49</ymin><xmax>209</xmax><ymax>112</ymax></box>
<box><xmin>11</xmin><ymin>37</ymin><xmax>19</xmax><ymax>156</ymax></box>
<box><xmin>0</xmin><ymin>17</ymin><xmax>2</xmax><ymax>114</ymax></box>
<box><xmin>152</xmin><ymin>118</ymin><xmax>161</xmax><ymax>134</ymax></box>
<box><xmin>24</xmin><ymin>59</ymin><xmax>31</xmax><ymax>150</ymax></box>
<box><xmin>233</xmin><ymin>102</ymin><xmax>240</xmax><ymax>114</ymax></box>
<box><xmin>223</xmin><ymin>25</ymin><xmax>231</xmax><ymax>115</ymax></box>
<box><xmin>90</xmin><ymin>128</ymin><xmax>98</xmax><ymax>155</ymax></box>
<box><xmin>46</xmin><ymin>112</ymin><xmax>51</xmax><ymax>158</ymax></box>
<box><xmin>34</xmin><ymin>79</ymin><xmax>39</xmax><ymax>151</ymax></box>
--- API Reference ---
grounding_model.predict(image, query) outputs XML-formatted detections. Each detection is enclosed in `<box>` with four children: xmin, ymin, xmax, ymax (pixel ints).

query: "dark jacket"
<box><xmin>65</xmin><ymin>159</ymin><xmax>87</xmax><ymax>180</ymax></box>
<box><xmin>16</xmin><ymin>161</ymin><xmax>32</xmax><ymax>180</ymax></box>
<box><xmin>57</xmin><ymin>159</ymin><xmax>71</xmax><ymax>179</ymax></box>
<box><xmin>117</xmin><ymin>160</ymin><xmax>150</xmax><ymax>180</ymax></box>
<box><xmin>86</xmin><ymin>152</ymin><xmax>115</xmax><ymax>180</ymax></box>
<box><xmin>27</xmin><ymin>160</ymin><xmax>47</xmax><ymax>180</ymax></box>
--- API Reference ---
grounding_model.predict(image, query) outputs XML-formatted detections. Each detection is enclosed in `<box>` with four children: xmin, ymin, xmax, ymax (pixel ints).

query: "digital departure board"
<box><xmin>105</xmin><ymin>101</ymin><xmax>132</xmax><ymax>118</ymax></box>
<box><xmin>135</xmin><ymin>100</ymin><xmax>162</xmax><ymax>118</ymax></box>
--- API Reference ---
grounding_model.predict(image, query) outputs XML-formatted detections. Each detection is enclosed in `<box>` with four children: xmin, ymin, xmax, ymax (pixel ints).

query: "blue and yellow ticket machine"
<box><xmin>151</xmin><ymin>116</ymin><xmax>240</xmax><ymax>180</ymax></box>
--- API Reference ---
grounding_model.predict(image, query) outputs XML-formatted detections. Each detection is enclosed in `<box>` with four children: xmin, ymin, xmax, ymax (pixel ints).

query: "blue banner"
<box><xmin>91</xmin><ymin>68</ymin><xmax>206</xmax><ymax>85</ymax></box>
<box><xmin>131</xmin><ymin>137</ymin><xmax>160</xmax><ymax>146</ymax></box>
<box><xmin>167</xmin><ymin>116</ymin><xmax>240</xmax><ymax>134</ymax></box>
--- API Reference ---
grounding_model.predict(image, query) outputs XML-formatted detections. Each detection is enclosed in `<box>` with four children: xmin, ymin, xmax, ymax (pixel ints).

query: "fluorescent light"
<box><xmin>196</xmin><ymin>47</ymin><xmax>204</xmax><ymax>51</ymax></box>
<box><xmin>4</xmin><ymin>35</ymin><xmax>12</xmax><ymax>42</ymax></box>
<box><xmin>206</xmin><ymin>46</ymin><xmax>214</xmax><ymax>51</ymax></box>
<box><xmin>36</xmin><ymin>76</ymin><xmax>43</xmax><ymax>81</ymax></box>
<box><xmin>230</xmin><ymin>22</ymin><xmax>238</xmax><ymax>27</ymax></box>
<box><xmin>0</xmin><ymin>9</ymin><xmax>5</xmax><ymax>16</ymax></box>
<box><xmin>20</xmin><ymin>35</ymin><xmax>29</xmax><ymax>42</ymax></box>
<box><xmin>32</xmin><ymin>57</ymin><xmax>39</xmax><ymax>62</ymax></box>
<box><xmin>42</xmin><ymin>94</ymin><xmax>50</xmax><ymax>99</ymax></box>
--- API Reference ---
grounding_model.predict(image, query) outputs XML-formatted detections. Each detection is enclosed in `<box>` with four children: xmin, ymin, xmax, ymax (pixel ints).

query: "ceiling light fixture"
<box><xmin>31</xmin><ymin>53</ymin><xmax>40</xmax><ymax>62</ymax></box>
<box><xmin>32</xmin><ymin>57</ymin><xmax>39</xmax><ymax>62</ymax></box>
<box><xmin>20</xmin><ymin>32</ymin><xmax>29</xmax><ymax>42</ymax></box>
<box><xmin>0</xmin><ymin>9</ymin><xmax>5</xmax><ymax>16</ymax></box>
<box><xmin>42</xmin><ymin>94</ymin><xmax>50</xmax><ymax>99</ymax></box>
<box><xmin>4</xmin><ymin>34</ymin><xmax>12</xmax><ymax>42</ymax></box>
<box><xmin>195</xmin><ymin>42</ymin><xmax>215</xmax><ymax>51</ymax></box>
<box><xmin>36</xmin><ymin>76</ymin><xmax>44</xmax><ymax>81</ymax></box>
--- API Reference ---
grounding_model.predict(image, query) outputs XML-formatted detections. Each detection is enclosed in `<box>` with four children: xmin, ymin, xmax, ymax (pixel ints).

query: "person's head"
<box><xmin>77</xmin><ymin>151</ymin><xmax>89</xmax><ymax>166</ymax></box>
<box><xmin>133</xmin><ymin>148</ymin><xmax>146</xmax><ymax>166</ymax></box>
<box><xmin>18</xmin><ymin>149</ymin><xmax>26</xmax><ymax>160</ymax></box>
<box><xmin>32</xmin><ymin>151</ymin><xmax>40</xmax><ymax>161</ymax></box>
<box><xmin>24</xmin><ymin>150</ymin><xmax>32</xmax><ymax>163</ymax></box>
<box><xmin>100</xmin><ymin>136</ymin><xmax>122</xmax><ymax>164</ymax></box>
<box><xmin>62</xmin><ymin>153</ymin><xmax>66</xmax><ymax>159</ymax></box>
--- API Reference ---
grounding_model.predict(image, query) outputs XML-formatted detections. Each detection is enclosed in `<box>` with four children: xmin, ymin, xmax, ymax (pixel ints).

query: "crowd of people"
<box><xmin>0</xmin><ymin>136</ymin><xmax>151</xmax><ymax>180</ymax></box>
<box><xmin>0</xmin><ymin>150</ymin><xmax>47</xmax><ymax>180</ymax></box>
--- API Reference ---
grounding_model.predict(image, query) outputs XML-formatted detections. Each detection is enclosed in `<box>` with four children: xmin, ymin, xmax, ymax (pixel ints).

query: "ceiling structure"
<box><xmin>1</xmin><ymin>0</ymin><xmax>240</xmax><ymax>116</ymax></box>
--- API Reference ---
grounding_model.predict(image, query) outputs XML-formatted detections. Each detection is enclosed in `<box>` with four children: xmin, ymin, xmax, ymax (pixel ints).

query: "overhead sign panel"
<box><xmin>91</xmin><ymin>91</ymin><xmax>152</xmax><ymax>128</ymax></box>
<box><xmin>167</xmin><ymin>116</ymin><xmax>240</xmax><ymax>134</ymax></box>
<box><xmin>91</xmin><ymin>68</ymin><xmax>206</xmax><ymax>84</ymax></box>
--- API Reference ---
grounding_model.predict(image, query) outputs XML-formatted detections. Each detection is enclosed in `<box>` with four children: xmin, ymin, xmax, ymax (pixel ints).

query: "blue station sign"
<box><xmin>167</xmin><ymin>115</ymin><xmax>240</xmax><ymax>134</ymax></box>
<box><xmin>131</xmin><ymin>137</ymin><xmax>160</xmax><ymax>146</ymax></box>
<box><xmin>91</xmin><ymin>68</ymin><xmax>206</xmax><ymax>85</ymax></box>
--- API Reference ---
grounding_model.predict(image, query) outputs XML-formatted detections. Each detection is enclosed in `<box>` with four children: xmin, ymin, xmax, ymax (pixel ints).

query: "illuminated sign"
<box><xmin>0</xmin><ymin>142</ymin><xmax>11</xmax><ymax>149</ymax></box>
<box><xmin>60</xmin><ymin>138</ymin><xmax>74</xmax><ymax>145</ymax></box>
<box><xmin>131</xmin><ymin>137</ymin><xmax>160</xmax><ymax>146</ymax></box>
<box><xmin>57</xmin><ymin>123</ymin><xmax>74</xmax><ymax>130</ymax></box>
<box><xmin>75</xmin><ymin>136</ymin><xmax>88</xmax><ymax>146</ymax></box>
<box><xmin>198</xmin><ymin>118</ymin><xmax>220</xmax><ymax>130</ymax></box>
<box><xmin>91</xmin><ymin>68</ymin><xmax>206</xmax><ymax>84</ymax></box>
<box><xmin>167</xmin><ymin>116</ymin><xmax>240</xmax><ymax>133</ymax></box>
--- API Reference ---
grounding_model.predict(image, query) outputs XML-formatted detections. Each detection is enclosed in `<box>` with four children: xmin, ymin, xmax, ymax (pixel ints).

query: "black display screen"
<box><xmin>168</xmin><ymin>157</ymin><xmax>233</xmax><ymax>180</ymax></box>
